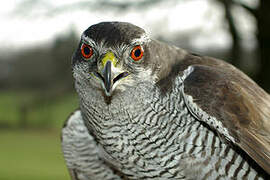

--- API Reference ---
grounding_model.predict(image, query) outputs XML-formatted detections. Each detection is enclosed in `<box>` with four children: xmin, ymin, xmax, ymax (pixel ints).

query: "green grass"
<box><xmin>0</xmin><ymin>129</ymin><xmax>70</xmax><ymax>180</ymax></box>
<box><xmin>0</xmin><ymin>91</ymin><xmax>80</xmax><ymax>179</ymax></box>
<box><xmin>0</xmin><ymin>91</ymin><xmax>24</xmax><ymax>127</ymax></box>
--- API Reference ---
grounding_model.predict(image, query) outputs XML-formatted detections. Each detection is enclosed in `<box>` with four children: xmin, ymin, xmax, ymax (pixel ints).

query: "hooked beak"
<box><xmin>103</xmin><ymin>61</ymin><xmax>112</xmax><ymax>94</ymax></box>
<box><xmin>94</xmin><ymin>52</ymin><xmax>128</xmax><ymax>96</ymax></box>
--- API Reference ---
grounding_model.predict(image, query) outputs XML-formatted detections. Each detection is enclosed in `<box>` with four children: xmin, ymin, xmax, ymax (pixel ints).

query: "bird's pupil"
<box><xmin>134</xmin><ymin>49</ymin><xmax>141</xmax><ymax>57</ymax></box>
<box><xmin>84</xmin><ymin>47</ymin><xmax>90</xmax><ymax>55</ymax></box>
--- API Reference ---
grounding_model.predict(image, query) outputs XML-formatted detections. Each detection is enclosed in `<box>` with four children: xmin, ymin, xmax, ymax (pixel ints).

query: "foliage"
<box><xmin>0</xmin><ymin>91</ymin><xmax>78</xmax><ymax>129</ymax></box>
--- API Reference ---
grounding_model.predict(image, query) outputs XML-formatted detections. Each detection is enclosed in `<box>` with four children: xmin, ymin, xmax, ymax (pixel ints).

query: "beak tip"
<box><xmin>105</xmin><ymin>86</ymin><xmax>111</xmax><ymax>95</ymax></box>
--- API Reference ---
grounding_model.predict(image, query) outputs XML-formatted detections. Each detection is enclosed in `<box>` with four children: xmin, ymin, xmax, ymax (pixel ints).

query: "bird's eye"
<box><xmin>81</xmin><ymin>43</ymin><xmax>93</xmax><ymax>59</ymax></box>
<box><xmin>131</xmin><ymin>45</ymin><xmax>143</xmax><ymax>61</ymax></box>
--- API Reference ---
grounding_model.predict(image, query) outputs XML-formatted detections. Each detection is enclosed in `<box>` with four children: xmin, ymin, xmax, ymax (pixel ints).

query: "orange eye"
<box><xmin>81</xmin><ymin>43</ymin><xmax>93</xmax><ymax>59</ymax></box>
<box><xmin>131</xmin><ymin>45</ymin><xmax>143</xmax><ymax>61</ymax></box>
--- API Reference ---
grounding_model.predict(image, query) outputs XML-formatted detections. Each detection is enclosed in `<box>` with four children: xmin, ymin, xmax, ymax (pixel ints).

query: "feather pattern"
<box><xmin>61</xmin><ymin>110</ymin><xmax>123</xmax><ymax>180</ymax></box>
<box><xmin>62</xmin><ymin>22</ymin><xmax>270</xmax><ymax>179</ymax></box>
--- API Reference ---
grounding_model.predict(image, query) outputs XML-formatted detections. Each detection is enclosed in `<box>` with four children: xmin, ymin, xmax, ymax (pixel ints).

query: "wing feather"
<box><xmin>181</xmin><ymin>64</ymin><xmax>270</xmax><ymax>174</ymax></box>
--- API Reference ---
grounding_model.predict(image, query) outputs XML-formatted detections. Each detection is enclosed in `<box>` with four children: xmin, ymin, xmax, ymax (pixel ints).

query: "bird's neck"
<box><xmin>79</xmin><ymin>80</ymin><xmax>221</xmax><ymax>178</ymax></box>
<box><xmin>79</xmin><ymin>78</ymin><xmax>194</xmax><ymax>143</ymax></box>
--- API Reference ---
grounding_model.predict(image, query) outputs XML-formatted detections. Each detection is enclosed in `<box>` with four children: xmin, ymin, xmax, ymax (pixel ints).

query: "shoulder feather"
<box><xmin>181</xmin><ymin>64</ymin><xmax>270</xmax><ymax>174</ymax></box>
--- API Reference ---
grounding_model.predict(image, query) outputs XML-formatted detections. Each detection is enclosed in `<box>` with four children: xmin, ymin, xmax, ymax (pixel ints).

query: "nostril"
<box><xmin>113</xmin><ymin>72</ymin><xmax>129</xmax><ymax>84</ymax></box>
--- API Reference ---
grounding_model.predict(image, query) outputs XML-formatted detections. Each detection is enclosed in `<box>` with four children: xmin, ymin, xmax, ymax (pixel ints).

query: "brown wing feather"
<box><xmin>182</xmin><ymin>64</ymin><xmax>270</xmax><ymax>174</ymax></box>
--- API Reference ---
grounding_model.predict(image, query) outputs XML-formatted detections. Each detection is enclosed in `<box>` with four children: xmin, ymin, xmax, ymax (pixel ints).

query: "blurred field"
<box><xmin>0</xmin><ymin>91</ymin><xmax>78</xmax><ymax>129</ymax></box>
<box><xmin>0</xmin><ymin>130</ymin><xmax>69</xmax><ymax>180</ymax></box>
<box><xmin>0</xmin><ymin>91</ymin><xmax>78</xmax><ymax>180</ymax></box>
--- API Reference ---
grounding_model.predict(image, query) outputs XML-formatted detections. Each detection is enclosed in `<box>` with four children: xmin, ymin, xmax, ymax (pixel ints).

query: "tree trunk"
<box><xmin>218</xmin><ymin>0</ymin><xmax>242</xmax><ymax>67</ymax></box>
<box><xmin>256</xmin><ymin>1</ymin><xmax>270</xmax><ymax>92</ymax></box>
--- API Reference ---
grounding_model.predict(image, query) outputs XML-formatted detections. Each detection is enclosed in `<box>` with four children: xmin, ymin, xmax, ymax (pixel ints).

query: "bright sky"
<box><xmin>0</xmin><ymin>0</ymin><xmax>257</xmax><ymax>51</ymax></box>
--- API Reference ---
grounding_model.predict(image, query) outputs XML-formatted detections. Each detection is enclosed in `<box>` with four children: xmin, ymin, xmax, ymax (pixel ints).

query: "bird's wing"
<box><xmin>61</xmin><ymin>110</ymin><xmax>122</xmax><ymax>180</ymax></box>
<box><xmin>61</xmin><ymin>110</ymin><xmax>85</xmax><ymax>180</ymax></box>
<box><xmin>180</xmin><ymin>64</ymin><xmax>270</xmax><ymax>174</ymax></box>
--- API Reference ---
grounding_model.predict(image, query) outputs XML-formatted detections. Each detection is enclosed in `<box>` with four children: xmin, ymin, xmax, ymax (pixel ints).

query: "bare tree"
<box><xmin>217</xmin><ymin>0</ymin><xmax>270</xmax><ymax>92</ymax></box>
<box><xmin>217</xmin><ymin>0</ymin><xmax>241</xmax><ymax>67</ymax></box>
<box><xmin>13</xmin><ymin>0</ymin><xmax>270</xmax><ymax>91</ymax></box>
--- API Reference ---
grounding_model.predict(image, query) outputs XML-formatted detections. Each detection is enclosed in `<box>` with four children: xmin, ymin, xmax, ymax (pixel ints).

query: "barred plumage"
<box><xmin>62</xmin><ymin>22</ymin><xmax>270</xmax><ymax>179</ymax></box>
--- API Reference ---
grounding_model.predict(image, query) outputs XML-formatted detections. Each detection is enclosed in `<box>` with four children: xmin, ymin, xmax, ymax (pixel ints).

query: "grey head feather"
<box><xmin>83</xmin><ymin>22</ymin><xmax>146</xmax><ymax>47</ymax></box>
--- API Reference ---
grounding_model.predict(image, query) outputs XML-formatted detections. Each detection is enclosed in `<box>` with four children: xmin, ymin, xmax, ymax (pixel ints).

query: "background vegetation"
<box><xmin>0</xmin><ymin>0</ymin><xmax>269</xmax><ymax>179</ymax></box>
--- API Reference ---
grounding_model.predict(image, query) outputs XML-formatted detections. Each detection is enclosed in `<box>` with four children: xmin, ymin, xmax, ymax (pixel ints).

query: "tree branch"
<box><xmin>217</xmin><ymin>0</ymin><xmax>241</xmax><ymax>66</ymax></box>
<box><xmin>232</xmin><ymin>0</ymin><xmax>258</xmax><ymax>18</ymax></box>
<box><xmin>13</xmin><ymin>0</ymin><xmax>182</xmax><ymax>17</ymax></box>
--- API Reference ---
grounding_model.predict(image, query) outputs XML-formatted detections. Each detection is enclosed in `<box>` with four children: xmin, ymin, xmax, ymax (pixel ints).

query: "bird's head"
<box><xmin>72</xmin><ymin>22</ymin><xmax>163</xmax><ymax>99</ymax></box>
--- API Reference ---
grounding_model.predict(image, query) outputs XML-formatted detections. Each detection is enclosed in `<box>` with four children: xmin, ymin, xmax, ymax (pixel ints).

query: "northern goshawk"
<box><xmin>61</xmin><ymin>22</ymin><xmax>270</xmax><ymax>179</ymax></box>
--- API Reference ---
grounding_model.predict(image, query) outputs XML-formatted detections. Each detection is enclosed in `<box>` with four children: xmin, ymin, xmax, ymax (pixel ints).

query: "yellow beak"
<box><xmin>101</xmin><ymin>52</ymin><xmax>117</xmax><ymax>68</ymax></box>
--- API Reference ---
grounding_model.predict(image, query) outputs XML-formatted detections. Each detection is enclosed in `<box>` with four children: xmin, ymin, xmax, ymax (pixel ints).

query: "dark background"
<box><xmin>0</xmin><ymin>0</ymin><xmax>269</xmax><ymax>179</ymax></box>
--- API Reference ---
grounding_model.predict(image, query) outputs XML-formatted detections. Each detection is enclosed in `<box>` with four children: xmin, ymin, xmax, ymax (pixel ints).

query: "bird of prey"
<box><xmin>61</xmin><ymin>22</ymin><xmax>270</xmax><ymax>179</ymax></box>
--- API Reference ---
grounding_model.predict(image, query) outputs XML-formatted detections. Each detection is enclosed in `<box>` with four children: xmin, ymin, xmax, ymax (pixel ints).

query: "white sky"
<box><xmin>0</xmin><ymin>0</ymin><xmax>257</xmax><ymax>51</ymax></box>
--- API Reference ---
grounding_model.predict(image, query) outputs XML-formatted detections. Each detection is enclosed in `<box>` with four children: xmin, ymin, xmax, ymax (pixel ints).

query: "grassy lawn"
<box><xmin>0</xmin><ymin>91</ymin><xmax>80</xmax><ymax>180</ymax></box>
<box><xmin>0</xmin><ymin>129</ymin><xmax>70</xmax><ymax>180</ymax></box>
